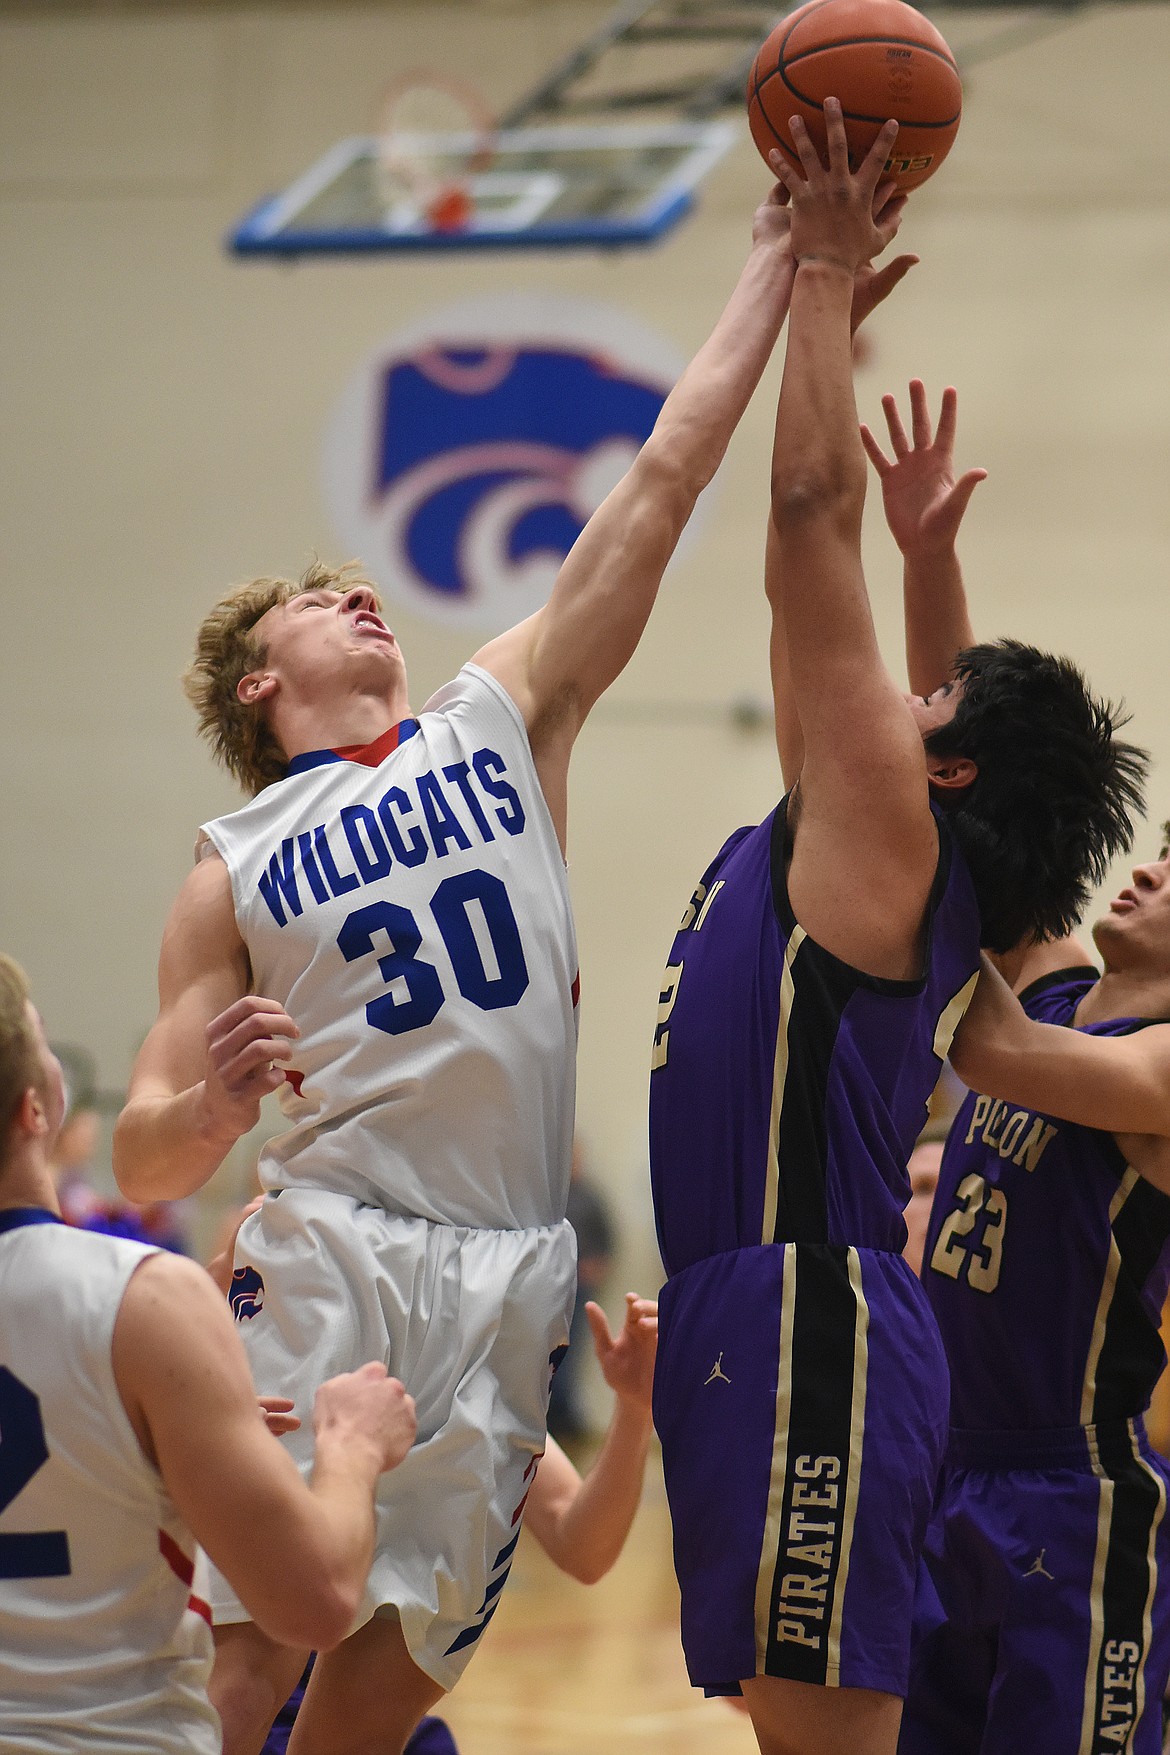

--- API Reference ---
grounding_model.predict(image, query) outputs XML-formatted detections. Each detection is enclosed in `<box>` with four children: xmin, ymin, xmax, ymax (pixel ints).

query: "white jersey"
<box><xmin>0</xmin><ymin>1211</ymin><xmax>218</xmax><ymax>1755</ymax></box>
<box><xmin>201</xmin><ymin>663</ymin><xmax>579</xmax><ymax>1231</ymax></box>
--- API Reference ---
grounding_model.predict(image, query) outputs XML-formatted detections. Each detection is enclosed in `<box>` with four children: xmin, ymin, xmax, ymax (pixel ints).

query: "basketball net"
<box><xmin>375</xmin><ymin>74</ymin><xmax>497</xmax><ymax>233</ymax></box>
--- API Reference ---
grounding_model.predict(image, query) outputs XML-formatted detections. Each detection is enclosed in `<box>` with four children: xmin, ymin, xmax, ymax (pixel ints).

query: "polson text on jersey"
<box><xmin>257</xmin><ymin>748</ymin><xmax>526</xmax><ymax>928</ymax></box>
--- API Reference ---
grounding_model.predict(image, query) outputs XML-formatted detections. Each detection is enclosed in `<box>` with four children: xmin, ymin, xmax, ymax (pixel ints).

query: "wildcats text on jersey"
<box><xmin>257</xmin><ymin>747</ymin><xmax>525</xmax><ymax>928</ymax></box>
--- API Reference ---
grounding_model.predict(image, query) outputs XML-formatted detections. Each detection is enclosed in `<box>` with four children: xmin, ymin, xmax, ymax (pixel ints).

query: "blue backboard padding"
<box><xmin>228</xmin><ymin>189</ymin><xmax>694</xmax><ymax>256</ymax></box>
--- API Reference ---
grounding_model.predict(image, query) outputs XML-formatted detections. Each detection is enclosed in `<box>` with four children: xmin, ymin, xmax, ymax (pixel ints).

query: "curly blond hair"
<box><xmin>182</xmin><ymin>559</ymin><xmax>382</xmax><ymax>796</ymax></box>
<box><xmin>0</xmin><ymin>953</ymin><xmax>39</xmax><ymax>1137</ymax></box>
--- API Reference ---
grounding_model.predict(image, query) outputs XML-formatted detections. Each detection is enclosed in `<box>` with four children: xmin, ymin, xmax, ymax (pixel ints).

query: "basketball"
<box><xmin>747</xmin><ymin>0</ymin><xmax>962</xmax><ymax>193</ymax></box>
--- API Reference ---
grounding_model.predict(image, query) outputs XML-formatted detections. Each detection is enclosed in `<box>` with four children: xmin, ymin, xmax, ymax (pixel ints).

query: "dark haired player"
<box><xmin>648</xmin><ymin>106</ymin><xmax>1146</xmax><ymax>1755</ymax></box>
<box><xmin>861</xmin><ymin>385</ymin><xmax>1170</xmax><ymax>1755</ymax></box>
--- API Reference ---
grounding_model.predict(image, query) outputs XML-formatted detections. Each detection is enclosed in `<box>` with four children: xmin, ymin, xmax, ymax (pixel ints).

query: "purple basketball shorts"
<box><xmin>653</xmin><ymin>1241</ymin><xmax>950</xmax><ymax>1698</ymax></box>
<box><xmin>900</xmin><ymin>1420</ymin><xmax>1170</xmax><ymax>1755</ymax></box>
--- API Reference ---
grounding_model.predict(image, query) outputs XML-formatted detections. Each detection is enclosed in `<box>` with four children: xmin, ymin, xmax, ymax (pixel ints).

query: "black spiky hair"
<box><xmin>925</xmin><ymin>639</ymin><xmax>1147</xmax><ymax>953</ymax></box>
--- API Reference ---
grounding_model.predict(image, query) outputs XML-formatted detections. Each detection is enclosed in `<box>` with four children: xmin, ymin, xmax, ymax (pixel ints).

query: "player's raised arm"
<box><xmin>950</xmin><ymin>958</ymin><xmax>1170</xmax><ymax>1152</ymax></box>
<box><xmin>765</xmin><ymin>262</ymin><xmax>918</xmax><ymax>785</ymax></box>
<box><xmin>471</xmin><ymin>190</ymin><xmax>797</xmax><ymax>837</ymax></box>
<box><xmin>111</xmin><ymin>1251</ymin><xmax>415</xmax><ymax>1651</ymax></box>
<box><xmin>861</xmin><ymin>379</ymin><xmax>985</xmax><ymax>698</ymax></box>
<box><xmin>768</xmin><ymin>104</ymin><xmax>941</xmax><ymax>971</ymax></box>
<box><xmin>523</xmin><ymin>1295</ymin><xmax>656</xmax><ymax>1583</ymax></box>
<box><xmin>112</xmin><ymin>853</ymin><xmax>299</xmax><ymax>1203</ymax></box>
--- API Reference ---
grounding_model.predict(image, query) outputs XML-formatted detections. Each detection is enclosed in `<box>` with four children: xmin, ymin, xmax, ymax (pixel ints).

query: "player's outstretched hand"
<box><xmin>860</xmin><ymin>380</ymin><xmax>987</xmax><ymax>560</ymax></box>
<box><xmin>313</xmin><ymin>1362</ymin><xmax>417</xmax><ymax>1476</ymax></box>
<box><xmin>585</xmin><ymin>1293</ymin><xmax>658</xmax><ymax>1413</ymax></box>
<box><xmin>203</xmin><ymin>995</ymin><xmax>300</xmax><ymax>1138</ymax></box>
<box><xmin>770</xmin><ymin>98</ymin><xmax>905</xmax><ymax>273</ymax></box>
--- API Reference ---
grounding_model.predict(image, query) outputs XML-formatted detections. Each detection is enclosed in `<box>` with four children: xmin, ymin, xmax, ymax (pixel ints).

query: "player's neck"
<box><xmin>1077</xmin><ymin>965</ymin><xmax>1170</xmax><ymax>1027</ymax></box>
<box><xmin>275</xmin><ymin>688</ymin><xmax>413</xmax><ymax>764</ymax></box>
<box><xmin>0</xmin><ymin>1146</ymin><xmax>60</xmax><ymax>1216</ymax></box>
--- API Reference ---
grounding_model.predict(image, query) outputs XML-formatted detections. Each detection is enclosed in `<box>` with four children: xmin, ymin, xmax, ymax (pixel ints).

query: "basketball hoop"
<box><xmin>375</xmin><ymin>73</ymin><xmax>498</xmax><ymax>234</ymax></box>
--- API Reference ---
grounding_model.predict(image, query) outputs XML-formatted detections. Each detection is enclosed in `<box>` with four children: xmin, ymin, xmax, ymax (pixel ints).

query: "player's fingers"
<box><xmin>909</xmin><ymin>378</ymin><xmax>933</xmax><ymax>450</ymax></box>
<box><xmin>263</xmin><ymin>1412</ymin><xmax>301</xmax><ymax>1436</ymax></box>
<box><xmin>211</xmin><ymin>1012</ymin><xmax>299</xmax><ymax>1067</ymax></box>
<box><xmin>223</xmin><ymin>1036</ymin><xmax>296</xmax><ymax>1083</ymax></box>
<box><xmin>822</xmin><ymin>96</ymin><xmax>849</xmax><ymax>174</ymax></box>
<box><xmin>859</xmin><ymin>119</ymin><xmax>899</xmax><ymax>194</ymax></box>
<box><xmin>207</xmin><ymin>995</ymin><xmax>297</xmax><ymax>1040</ymax></box>
<box><xmin>859</xmin><ymin>254</ymin><xmax>917</xmax><ymax>317</ymax></box>
<box><xmin>874</xmin><ymin>190</ymin><xmax>908</xmax><ymax>247</ymax></box>
<box><xmin>881</xmin><ymin>392</ymin><xmax>911</xmax><ymax>457</ymax></box>
<box><xmin>859</xmin><ymin>424</ymin><xmax>892</xmax><ymax>475</ymax></box>
<box><xmin>947</xmin><ymin>468</ymin><xmax>989</xmax><ymax>520</ymax></box>
<box><xmin>934</xmin><ymin>384</ymin><xmax>960</xmax><ymax>452</ymax></box>
<box><xmin>354</xmin><ymin>1360</ymin><xmax>390</xmax><ymax>1384</ymax></box>
<box><xmin>768</xmin><ymin>147</ymin><xmax>803</xmax><ymax>200</ymax></box>
<box><xmin>788</xmin><ymin>114</ymin><xmax>823</xmax><ymax>180</ymax></box>
<box><xmin>765</xmin><ymin>158</ymin><xmax>793</xmax><ymax>205</ymax></box>
<box><xmin>583</xmin><ymin>1300</ymin><xmax>616</xmax><ymax>1352</ymax></box>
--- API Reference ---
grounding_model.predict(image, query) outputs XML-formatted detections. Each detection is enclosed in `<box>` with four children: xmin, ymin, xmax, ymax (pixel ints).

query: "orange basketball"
<box><xmin>747</xmin><ymin>0</ymin><xmax>962</xmax><ymax>193</ymax></box>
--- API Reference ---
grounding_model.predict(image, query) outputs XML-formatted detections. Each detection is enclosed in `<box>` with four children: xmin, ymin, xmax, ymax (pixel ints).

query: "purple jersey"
<box><xmin>924</xmin><ymin>967</ymin><xmax>1170</xmax><ymax>1430</ymax></box>
<box><xmin>649</xmin><ymin>798</ymin><xmax>982</xmax><ymax>1273</ymax></box>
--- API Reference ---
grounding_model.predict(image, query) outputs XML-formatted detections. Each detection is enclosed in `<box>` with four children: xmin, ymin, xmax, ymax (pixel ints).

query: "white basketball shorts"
<box><xmin>208</xmin><ymin>1187</ymin><xmax>576</xmax><ymax>1689</ymax></box>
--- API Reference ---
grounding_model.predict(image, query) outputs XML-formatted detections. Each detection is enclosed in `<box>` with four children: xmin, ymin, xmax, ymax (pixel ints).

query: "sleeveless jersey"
<box><xmin>924</xmin><ymin>967</ymin><xmax>1170</xmax><ymax>1430</ymax></box>
<box><xmin>0</xmin><ymin>1210</ymin><xmax>218</xmax><ymax>1754</ymax></box>
<box><xmin>649</xmin><ymin>797</ymin><xmax>981</xmax><ymax>1275</ymax></box>
<box><xmin>201</xmin><ymin>663</ymin><xmax>578</xmax><ymax>1232</ymax></box>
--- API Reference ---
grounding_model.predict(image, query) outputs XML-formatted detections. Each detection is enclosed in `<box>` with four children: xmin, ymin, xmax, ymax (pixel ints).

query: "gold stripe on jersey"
<box><xmin>762</xmin><ymin>928</ymin><xmax>806</xmax><ymax>1247</ymax></box>
<box><xmin>754</xmin><ymin>1243</ymin><xmax>798</xmax><ymax>1670</ymax></box>
<box><xmin>1080</xmin><ymin>1170</ymin><xmax>1138</xmax><ymax>1425</ymax></box>
<box><xmin>1077</xmin><ymin>1446</ymin><xmax>1114</xmax><ymax>1755</ymax></box>
<box><xmin>932</xmin><ymin>972</ymin><xmax>979</xmax><ymax>1063</ymax></box>
<box><xmin>825</xmin><ymin>1248</ymin><xmax>870</xmax><ymax>1684</ymax></box>
<box><xmin>1131</xmin><ymin>1420</ymin><xmax>1167</xmax><ymax>1742</ymax></box>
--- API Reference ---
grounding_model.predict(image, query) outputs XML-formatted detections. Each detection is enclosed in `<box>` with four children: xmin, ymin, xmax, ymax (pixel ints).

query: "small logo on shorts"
<box><xmin>704</xmin><ymin>1352</ymin><xmax>732</xmax><ymax>1386</ymax></box>
<box><xmin>1024</xmin><ymin>1548</ymin><xmax>1054</xmax><ymax>1579</ymax></box>
<box><xmin>228</xmin><ymin>1265</ymin><xmax>266</xmax><ymax>1321</ymax></box>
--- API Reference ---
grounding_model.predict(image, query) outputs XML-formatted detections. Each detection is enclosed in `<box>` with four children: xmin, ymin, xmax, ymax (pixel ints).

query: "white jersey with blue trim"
<box><xmin>0</xmin><ymin>1212</ymin><xmax>218</xmax><ymax>1754</ymax></box>
<box><xmin>200</xmin><ymin>663</ymin><xmax>579</xmax><ymax>1231</ymax></box>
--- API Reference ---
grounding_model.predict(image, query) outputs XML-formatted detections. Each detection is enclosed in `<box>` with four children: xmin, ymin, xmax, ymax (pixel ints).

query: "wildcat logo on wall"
<box><xmin>321</xmin><ymin>293</ymin><xmax>700</xmax><ymax>633</ymax></box>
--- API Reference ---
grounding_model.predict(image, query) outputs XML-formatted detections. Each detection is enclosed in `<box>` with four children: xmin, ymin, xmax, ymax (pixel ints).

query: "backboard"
<box><xmin>229</xmin><ymin>120</ymin><xmax>737</xmax><ymax>257</ymax></box>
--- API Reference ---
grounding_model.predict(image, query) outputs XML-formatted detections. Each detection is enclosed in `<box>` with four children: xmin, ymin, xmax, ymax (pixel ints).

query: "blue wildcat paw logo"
<box><xmin>323</xmin><ymin>296</ymin><xmax>691</xmax><ymax>634</ymax></box>
<box><xmin>228</xmin><ymin>1265</ymin><xmax>266</xmax><ymax>1321</ymax></box>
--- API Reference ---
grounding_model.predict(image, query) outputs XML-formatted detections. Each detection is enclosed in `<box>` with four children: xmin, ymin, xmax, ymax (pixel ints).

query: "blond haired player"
<box><xmin>0</xmin><ymin>954</ymin><xmax>416</xmax><ymax>1754</ymax></box>
<box><xmin>112</xmin><ymin>187</ymin><xmax>919</xmax><ymax>1755</ymax></box>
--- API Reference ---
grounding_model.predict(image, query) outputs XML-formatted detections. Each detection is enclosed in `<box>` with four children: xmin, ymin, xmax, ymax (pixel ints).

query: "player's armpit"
<box><xmin>111</xmin><ymin>1253</ymin><xmax>368</xmax><ymax>1652</ymax></box>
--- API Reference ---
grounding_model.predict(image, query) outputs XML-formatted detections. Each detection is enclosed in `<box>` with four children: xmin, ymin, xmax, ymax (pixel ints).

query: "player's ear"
<box><xmin>926</xmin><ymin>753</ymin><xmax>977</xmax><ymax>792</ymax></box>
<box><xmin>237</xmin><ymin>670</ymin><xmax>278</xmax><ymax>707</ymax></box>
<box><xmin>14</xmin><ymin>1086</ymin><xmax>48</xmax><ymax>1140</ymax></box>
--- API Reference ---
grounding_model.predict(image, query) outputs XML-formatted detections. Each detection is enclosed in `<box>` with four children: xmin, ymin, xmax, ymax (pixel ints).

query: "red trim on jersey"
<box><xmin>522</xmin><ymin>1452</ymin><xmax>541</xmax><ymax>1484</ymax></box>
<box><xmin>510</xmin><ymin>1487</ymin><xmax>531</xmax><ymax>1527</ymax></box>
<box><xmin>284</xmin><ymin>1068</ymin><xmax>305</xmax><ymax>1096</ymax></box>
<box><xmin>570</xmin><ymin>971</ymin><xmax>580</xmax><ymax>1008</ymax></box>
<box><xmin>159</xmin><ymin>1529</ymin><xmax>194</xmax><ymax>1587</ymax></box>
<box><xmin>160</xmin><ymin>1530</ymin><xmax>213</xmax><ymax>1626</ymax></box>
<box><xmin>331</xmin><ymin>722</ymin><xmax>409</xmax><ymax>768</ymax></box>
